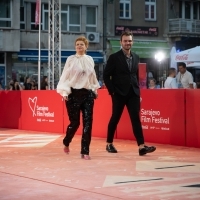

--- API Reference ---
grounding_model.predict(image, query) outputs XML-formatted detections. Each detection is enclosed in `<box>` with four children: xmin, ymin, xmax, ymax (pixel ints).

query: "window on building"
<box><xmin>43</xmin><ymin>4</ymin><xmax>49</xmax><ymax>30</ymax></box>
<box><xmin>0</xmin><ymin>0</ymin><xmax>11</xmax><ymax>28</ymax></box>
<box><xmin>69</xmin><ymin>6</ymin><xmax>80</xmax><ymax>32</ymax></box>
<box><xmin>193</xmin><ymin>2</ymin><xmax>200</xmax><ymax>20</ymax></box>
<box><xmin>61</xmin><ymin>5</ymin><xmax>68</xmax><ymax>31</ymax></box>
<box><xmin>42</xmin><ymin>4</ymin><xmax>80</xmax><ymax>32</ymax></box>
<box><xmin>179</xmin><ymin>1</ymin><xmax>200</xmax><ymax>20</ymax></box>
<box><xmin>185</xmin><ymin>1</ymin><xmax>191</xmax><ymax>19</ymax></box>
<box><xmin>86</xmin><ymin>7</ymin><xmax>97</xmax><ymax>32</ymax></box>
<box><xmin>0</xmin><ymin>53</ymin><xmax>5</xmax><ymax>64</ymax></box>
<box><xmin>119</xmin><ymin>0</ymin><xmax>131</xmax><ymax>19</ymax></box>
<box><xmin>20</xmin><ymin>0</ymin><xmax>25</xmax><ymax>29</ymax></box>
<box><xmin>145</xmin><ymin>0</ymin><xmax>156</xmax><ymax>21</ymax></box>
<box><xmin>60</xmin><ymin>5</ymin><xmax>81</xmax><ymax>32</ymax></box>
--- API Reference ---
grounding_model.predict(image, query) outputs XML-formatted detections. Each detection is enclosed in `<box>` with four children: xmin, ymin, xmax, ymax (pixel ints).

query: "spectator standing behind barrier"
<box><xmin>41</xmin><ymin>76</ymin><xmax>48</xmax><ymax>90</ymax></box>
<box><xmin>0</xmin><ymin>82</ymin><xmax>4</xmax><ymax>90</ymax></box>
<box><xmin>148</xmin><ymin>78</ymin><xmax>159</xmax><ymax>89</ymax></box>
<box><xmin>9</xmin><ymin>80</ymin><xmax>14</xmax><ymax>90</ymax></box>
<box><xmin>30</xmin><ymin>80</ymin><xmax>37</xmax><ymax>90</ymax></box>
<box><xmin>10</xmin><ymin>80</ymin><xmax>23</xmax><ymax>90</ymax></box>
<box><xmin>164</xmin><ymin>68</ymin><xmax>178</xmax><ymax>89</ymax></box>
<box><xmin>34</xmin><ymin>80</ymin><xmax>38</xmax><ymax>90</ymax></box>
<box><xmin>14</xmin><ymin>80</ymin><xmax>23</xmax><ymax>90</ymax></box>
<box><xmin>103</xmin><ymin>31</ymin><xmax>156</xmax><ymax>156</ymax></box>
<box><xmin>19</xmin><ymin>77</ymin><xmax>25</xmax><ymax>90</ymax></box>
<box><xmin>24</xmin><ymin>77</ymin><xmax>32</xmax><ymax>90</ymax></box>
<box><xmin>57</xmin><ymin>36</ymin><xmax>100</xmax><ymax>160</ymax></box>
<box><xmin>176</xmin><ymin>62</ymin><xmax>194</xmax><ymax>89</ymax></box>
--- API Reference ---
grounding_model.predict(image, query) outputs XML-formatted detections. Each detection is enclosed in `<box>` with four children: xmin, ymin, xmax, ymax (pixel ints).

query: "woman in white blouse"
<box><xmin>57</xmin><ymin>36</ymin><xmax>100</xmax><ymax>160</ymax></box>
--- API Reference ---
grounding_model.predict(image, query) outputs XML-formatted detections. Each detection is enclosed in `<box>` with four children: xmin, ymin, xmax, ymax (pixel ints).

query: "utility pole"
<box><xmin>103</xmin><ymin>0</ymin><xmax>113</xmax><ymax>70</ymax></box>
<box><xmin>103</xmin><ymin>0</ymin><xmax>107</xmax><ymax>59</ymax></box>
<box><xmin>102</xmin><ymin>0</ymin><xmax>108</xmax><ymax>78</ymax></box>
<box><xmin>48</xmin><ymin>0</ymin><xmax>61</xmax><ymax>90</ymax></box>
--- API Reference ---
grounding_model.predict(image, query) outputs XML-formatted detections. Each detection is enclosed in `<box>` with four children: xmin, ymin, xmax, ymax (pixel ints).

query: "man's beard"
<box><xmin>123</xmin><ymin>45</ymin><xmax>131</xmax><ymax>50</ymax></box>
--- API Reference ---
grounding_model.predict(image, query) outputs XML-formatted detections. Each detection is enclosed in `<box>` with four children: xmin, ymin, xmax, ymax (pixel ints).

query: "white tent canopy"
<box><xmin>172</xmin><ymin>46</ymin><xmax>200</xmax><ymax>62</ymax></box>
<box><xmin>170</xmin><ymin>46</ymin><xmax>177</xmax><ymax>69</ymax></box>
<box><xmin>186</xmin><ymin>62</ymin><xmax>200</xmax><ymax>68</ymax></box>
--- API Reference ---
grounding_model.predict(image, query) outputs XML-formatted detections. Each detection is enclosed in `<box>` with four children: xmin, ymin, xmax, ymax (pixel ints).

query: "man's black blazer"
<box><xmin>103</xmin><ymin>49</ymin><xmax>140</xmax><ymax>97</ymax></box>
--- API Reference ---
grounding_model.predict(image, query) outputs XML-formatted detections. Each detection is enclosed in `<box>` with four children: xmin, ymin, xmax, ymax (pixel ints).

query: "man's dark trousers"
<box><xmin>107</xmin><ymin>87</ymin><xmax>144</xmax><ymax>146</ymax></box>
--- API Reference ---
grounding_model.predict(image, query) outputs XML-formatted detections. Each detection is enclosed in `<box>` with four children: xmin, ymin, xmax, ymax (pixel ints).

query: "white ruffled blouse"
<box><xmin>57</xmin><ymin>54</ymin><xmax>100</xmax><ymax>97</ymax></box>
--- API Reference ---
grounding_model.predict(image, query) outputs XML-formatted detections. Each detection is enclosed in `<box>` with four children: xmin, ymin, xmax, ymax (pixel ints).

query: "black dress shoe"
<box><xmin>139</xmin><ymin>145</ymin><xmax>156</xmax><ymax>156</ymax></box>
<box><xmin>106</xmin><ymin>144</ymin><xmax>118</xmax><ymax>153</ymax></box>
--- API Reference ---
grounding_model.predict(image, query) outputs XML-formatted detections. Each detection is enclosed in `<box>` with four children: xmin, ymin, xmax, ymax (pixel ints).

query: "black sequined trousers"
<box><xmin>63</xmin><ymin>88</ymin><xmax>95</xmax><ymax>155</ymax></box>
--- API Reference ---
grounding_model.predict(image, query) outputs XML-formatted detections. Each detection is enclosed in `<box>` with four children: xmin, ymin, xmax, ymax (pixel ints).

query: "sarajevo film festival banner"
<box><xmin>117</xmin><ymin>89</ymin><xmax>186</xmax><ymax>146</ymax></box>
<box><xmin>140</xmin><ymin>89</ymin><xmax>185</xmax><ymax>145</ymax></box>
<box><xmin>185</xmin><ymin>90</ymin><xmax>200</xmax><ymax>148</ymax></box>
<box><xmin>92</xmin><ymin>89</ymin><xmax>114</xmax><ymax>138</ymax></box>
<box><xmin>0</xmin><ymin>91</ymin><xmax>22</xmax><ymax>129</ymax></box>
<box><xmin>20</xmin><ymin>90</ymin><xmax>64</xmax><ymax>133</ymax></box>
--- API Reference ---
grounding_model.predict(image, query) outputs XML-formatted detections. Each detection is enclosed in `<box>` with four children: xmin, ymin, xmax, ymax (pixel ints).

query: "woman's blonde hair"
<box><xmin>75</xmin><ymin>36</ymin><xmax>89</xmax><ymax>48</ymax></box>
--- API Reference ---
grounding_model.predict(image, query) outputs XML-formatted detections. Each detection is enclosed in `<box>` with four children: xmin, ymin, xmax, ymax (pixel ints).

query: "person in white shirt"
<box><xmin>193</xmin><ymin>82</ymin><xmax>197</xmax><ymax>89</ymax></box>
<box><xmin>57</xmin><ymin>36</ymin><xmax>100</xmax><ymax>160</ymax></box>
<box><xmin>164</xmin><ymin>68</ymin><xmax>178</xmax><ymax>89</ymax></box>
<box><xmin>176</xmin><ymin>62</ymin><xmax>194</xmax><ymax>89</ymax></box>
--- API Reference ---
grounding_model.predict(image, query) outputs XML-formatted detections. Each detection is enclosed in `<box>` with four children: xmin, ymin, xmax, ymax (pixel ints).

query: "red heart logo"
<box><xmin>28</xmin><ymin>97</ymin><xmax>37</xmax><ymax>117</ymax></box>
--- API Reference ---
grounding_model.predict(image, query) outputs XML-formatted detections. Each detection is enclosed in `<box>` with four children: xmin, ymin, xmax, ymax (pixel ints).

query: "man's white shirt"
<box><xmin>176</xmin><ymin>70</ymin><xmax>193</xmax><ymax>88</ymax></box>
<box><xmin>164</xmin><ymin>77</ymin><xmax>178</xmax><ymax>89</ymax></box>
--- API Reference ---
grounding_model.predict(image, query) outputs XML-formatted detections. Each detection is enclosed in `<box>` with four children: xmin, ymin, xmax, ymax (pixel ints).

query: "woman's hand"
<box><xmin>63</xmin><ymin>96</ymin><xmax>68</xmax><ymax>101</ymax></box>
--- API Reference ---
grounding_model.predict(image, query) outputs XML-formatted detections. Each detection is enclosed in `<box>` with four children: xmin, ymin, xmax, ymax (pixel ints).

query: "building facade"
<box><xmin>0</xmin><ymin>0</ymin><xmax>104</xmax><ymax>88</ymax></box>
<box><xmin>1</xmin><ymin>0</ymin><xmax>200</xmax><ymax>88</ymax></box>
<box><xmin>168</xmin><ymin>0</ymin><xmax>200</xmax><ymax>82</ymax></box>
<box><xmin>168</xmin><ymin>0</ymin><xmax>200</xmax><ymax>50</ymax></box>
<box><xmin>106</xmin><ymin>0</ymin><xmax>171</xmax><ymax>82</ymax></box>
<box><xmin>106</xmin><ymin>0</ymin><xmax>200</xmax><ymax>83</ymax></box>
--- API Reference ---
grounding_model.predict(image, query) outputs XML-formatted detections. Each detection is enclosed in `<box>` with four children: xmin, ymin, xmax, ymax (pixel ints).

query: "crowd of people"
<box><xmin>148</xmin><ymin>62</ymin><xmax>199</xmax><ymax>89</ymax></box>
<box><xmin>0</xmin><ymin>63</ymin><xmax>198</xmax><ymax>91</ymax></box>
<box><xmin>0</xmin><ymin>76</ymin><xmax>49</xmax><ymax>91</ymax></box>
<box><xmin>0</xmin><ymin>75</ymin><xmax>108</xmax><ymax>91</ymax></box>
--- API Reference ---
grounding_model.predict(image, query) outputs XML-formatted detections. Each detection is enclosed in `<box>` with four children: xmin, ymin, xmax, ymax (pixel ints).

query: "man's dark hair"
<box><xmin>20</xmin><ymin>77</ymin><xmax>24</xmax><ymax>83</ymax></box>
<box><xmin>178</xmin><ymin>62</ymin><xmax>186</xmax><ymax>68</ymax></box>
<box><xmin>120</xmin><ymin>31</ymin><xmax>133</xmax><ymax>41</ymax></box>
<box><xmin>168</xmin><ymin>68</ymin><xmax>176</xmax><ymax>75</ymax></box>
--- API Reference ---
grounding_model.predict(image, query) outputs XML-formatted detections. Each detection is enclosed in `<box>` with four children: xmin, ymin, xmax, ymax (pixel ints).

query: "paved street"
<box><xmin>0</xmin><ymin>128</ymin><xmax>200</xmax><ymax>200</ymax></box>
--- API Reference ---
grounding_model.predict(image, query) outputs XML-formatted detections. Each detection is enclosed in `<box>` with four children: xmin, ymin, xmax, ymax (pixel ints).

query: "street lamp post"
<box><xmin>155</xmin><ymin>52</ymin><xmax>165</xmax><ymax>88</ymax></box>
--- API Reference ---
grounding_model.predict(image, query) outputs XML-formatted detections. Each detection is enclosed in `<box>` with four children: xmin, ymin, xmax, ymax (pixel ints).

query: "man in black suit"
<box><xmin>103</xmin><ymin>31</ymin><xmax>156</xmax><ymax>156</ymax></box>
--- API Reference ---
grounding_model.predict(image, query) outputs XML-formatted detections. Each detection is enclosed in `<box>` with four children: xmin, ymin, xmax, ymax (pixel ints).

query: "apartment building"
<box><xmin>106</xmin><ymin>0</ymin><xmax>171</xmax><ymax>81</ymax></box>
<box><xmin>0</xmin><ymin>0</ymin><xmax>104</xmax><ymax>87</ymax></box>
<box><xmin>106</xmin><ymin>0</ymin><xmax>200</xmax><ymax>82</ymax></box>
<box><xmin>168</xmin><ymin>0</ymin><xmax>200</xmax><ymax>81</ymax></box>
<box><xmin>168</xmin><ymin>0</ymin><xmax>200</xmax><ymax>50</ymax></box>
<box><xmin>1</xmin><ymin>0</ymin><xmax>200</xmax><ymax>88</ymax></box>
